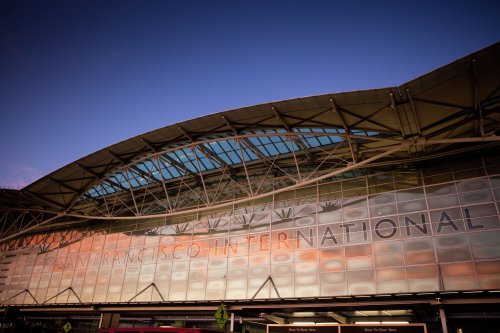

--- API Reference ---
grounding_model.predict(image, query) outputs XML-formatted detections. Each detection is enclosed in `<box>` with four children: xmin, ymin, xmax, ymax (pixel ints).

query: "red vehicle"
<box><xmin>97</xmin><ymin>328</ymin><xmax>221</xmax><ymax>333</ymax></box>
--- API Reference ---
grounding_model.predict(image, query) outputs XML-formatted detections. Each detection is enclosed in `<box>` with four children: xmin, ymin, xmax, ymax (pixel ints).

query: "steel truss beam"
<box><xmin>63</xmin><ymin>135</ymin><xmax>500</xmax><ymax>222</ymax></box>
<box><xmin>2</xmin><ymin>131</ymin><xmax>499</xmax><ymax>243</ymax></box>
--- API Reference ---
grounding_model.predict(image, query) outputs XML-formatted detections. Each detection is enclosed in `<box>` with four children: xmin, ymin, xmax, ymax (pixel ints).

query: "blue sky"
<box><xmin>1</xmin><ymin>0</ymin><xmax>499</xmax><ymax>188</ymax></box>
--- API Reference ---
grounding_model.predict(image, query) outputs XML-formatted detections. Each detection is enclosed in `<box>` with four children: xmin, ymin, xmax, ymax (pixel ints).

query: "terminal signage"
<box><xmin>268</xmin><ymin>325</ymin><xmax>339</xmax><ymax>333</ymax></box>
<box><xmin>340</xmin><ymin>325</ymin><xmax>426</xmax><ymax>333</ymax></box>
<box><xmin>268</xmin><ymin>325</ymin><xmax>426</xmax><ymax>333</ymax></box>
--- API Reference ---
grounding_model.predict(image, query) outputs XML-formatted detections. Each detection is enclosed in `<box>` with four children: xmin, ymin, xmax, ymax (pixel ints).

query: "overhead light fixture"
<box><xmin>355</xmin><ymin>322</ymin><xmax>380</xmax><ymax>324</ymax></box>
<box><xmin>381</xmin><ymin>321</ymin><xmax>409</xmax><ymax>324</ymax></box>
<box><xmin>292</xmin><ymin>322</ymin><xmax>315</xmax><ymax>325</ymax></box>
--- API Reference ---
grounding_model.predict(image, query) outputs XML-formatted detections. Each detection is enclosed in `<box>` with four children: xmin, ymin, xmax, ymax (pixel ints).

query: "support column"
<box><xmin>439</xmin><ymin>307</ymin><xmax>448</xmax><ymax>333</ymax></box>
<box><xmin>99</xmin><ymin>313</ymin><xmax>120</xmax><ymax>329</ymax></box>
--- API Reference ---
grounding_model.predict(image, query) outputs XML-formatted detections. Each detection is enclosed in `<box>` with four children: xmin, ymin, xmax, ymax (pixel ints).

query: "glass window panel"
<box><xmin>443</xmin><ymin>276</ymin><xmax>478</xmax><ymax>290</ymax></box>
<box><xmin>343</xmin><ymin>207</ymin><xmax>368</xmax><ymax>221</ymax></box>
<box><xmin>429</xmin><ymin>207</ymin><xmax>462</xmax><ymax>223</ymax></box>
<box><xmin>188</xmin><ymin>269</ymin><xmax>207</xmax><ymax>280</ymax></box>
<box><xmin>228</xmin><ymin>256</ymin><xmax>248</xmax><ymax>268</ymax></box>
<box><xmin>320</xmin><ymin>271</ymin><xmax>346</xmax><ymax>285</ymax></box>
<box><xmin>408</xmin><ymin>278</ymin><xmax>439</xmax><ymax>292</ymax></box>
<box><xmin>342</xmin><ymin>197</ymin><xmax>367</xmax><ymax>209</ymax></box>
<box><xmin>471</xmin><ymin>245</ymin><xmax>500</xmax><ymax>260</ymax></box>
<box><xmin>271</xmin><ymin>263</ymin><xmax>294</xmax><ymax>276</ymax></box>
<box><xmin>348</xmin><ymin>230</ymin><xmax>371</xmax><ymax>244</ymax></box>
<box><xmin>398</xmin><ymin>213</ymin><xmax>430</xmax><ymax>238</ymax></box>
<box><xmin>321</xmin><ymin>282</ymin><xmax>347</xmax><ymax>296</ymax></box>
<box><xmin>319</xmin><ymin>247</ymin><xmax>344</xmax><ymax>259</ymax></box>
<box><xmin>425</xmin><ymin>183</ymin><xmax>456</xmax><ymax>197</ymax></box>
<box><xmin>343</xmin><ymin>178</ymin><xmax>366</xmax><ymax>190</ymax></box>
<box><xmin>294</xmin><ymin>249</ymin><xmax>318</xmax><ymax>263</ymax></box>
<box><xmin>345</xmin><ymin>244</ymin><xmax>372</xmax><ymax>257</ymax></box>
<box><xmin>271</xmin><ymin>215</ymin><xmax>294</xmax><ymax>231</ymax></box>
<box><xmin>474</xmin><ymin>260</ymin><xmax>500</xmax><ymax>275</ymax></box>
<box><xmin>319</xmin><ymin>182</ymin><xmax>342</xmax><ymax>194</ymax></box>
<box><xmin>294</xmin><ymin>204</ymin><xmax>316</xmax><ymax>217</ymax></box>
<box><xmin>407</xmin><ymin>265</ymin><xmax>438</xmax><ymax>279</ymax></box>
<box><xmin>376</xmin><ymin>267</ymin><xmax>406</xmax><ymax>281</ymax></box>
<box><xmin>405</xmin><ymin>251</ymin><xmax>436</xmax><ymax>265</ymax></box>
<box><xmin>374</xmin><ymin>253</ymin><xmax>404</xmax><ymax>267</ymax></box>
<box><xmin>370</xmin><ymin>203</ymin><xmax>397</xmax><ymax>217</ymax></box>
<box><xmin>427</xmin><ymin>194</ymin><xmax>460</xmax><ymax>209</ymax></box>
<box><xmin>469</xmin><ymin>230</ymin><xmax>500</xmax><ymax>246</ymax></box>
<box><xmin>457</xmin><ymin>179</ymin><xmax>490</xmax><ymax>192</ymax></box>
<box><xmin>271</xmin><ymin>252</ymin><xmax>293</xmax><ymax>264</ymax></box>
<box><xmin>343</xmin><ymin>188</ymin><xmax>368</xmax><ymax>197</ymax></box>
<box><xmin>432</xmin><ymin>219</ymin><xmax>465</xmax><ymax>234</ymax></box>
<box><xmin>373</xmin><ymin>241</ymin><xmax>402</xmax><ymax>255</ymax></box>
<box><xmin>370</xmin><ymin>217</ymin><xmax>400</xmax><ymax>242</ymax></box>
<box><xmin>435</xmin><ymin>235</ymin><xmax>468</xmax><ymax>249</ymax></box>
<box><xmin>320</xmin><ymin>258</ymin><xmax>345</xmax><ymax>272</ymax></box>
<box><xmin>436</xmin><ymin>248</ymin><xmax>471</xmax><ymax>262</ymax></box>
<box><xmin>346</xmin><ymin>256</ymin><xmax>373</xmax><ymax>269</ymax></box>
<box><xmin>347</xmin><ymin>270</ymin><xmax>374</xmax><ymax>283</ymax></box>
<box><xmin>295</xmin><ymin>216</ymin><xmax>315</xmax><ymax>227</ymax></box>
<box><xmin>494</xmin><ymin>188</ymin><xmax>500</xmax><ymax>200</ymax></box>
<box><xmin>459</xmin><ymin>190</ymin><xmax>492</xmax><ymax>204</ymax></box>
<box><xmin>247</xmin><ymin>265</ymin><xmax>269</xmax><ymax>277</ymax></box>
<box><xmin>317</xmin><ymin>209</ymin><xmax>342</xmax><ymax>225</ymax></box>
<box><xmin>369</xmin><ymin>183</ymin><xmax>396</xmax><ymax>194</ymax></box>
<box><xmin>397</xmin><ymin>199</ymin><xmax>426</xmax><ymax>213</ymax></box>
<box><xmin>294</xmin><ymin>261</ymin><xmax>318</xmax><ymax>274</ymax></box>
<box><xmin>369</xmin><ymin>193</ymin><xmax>396</xmax><ymax>206</ymax></box>
<box><xmin>478</xmin><ymin>276</ymin><xmax>500</xmax><ymax>291</ymax></box>
<box><xmin>228</xmin><ymin>266</ymin><xmax>247</xmax><ymax>278</ymax></box>
<box><xmin>441</xmin><ymin>262</ymin><xmax>475</xmax><ymax>277</ymax></box>
<box><xmin>454</xmin><ymin>168</ymin><xmax>486</xmax><ymax>180</ymax></box>
<box><xmin>452</xmin><ymin>158</ymin><xmax>483</xmax><ymax>171</ymax></box>
<box><xmin>348</xmin><ymin>281</ymin><xmax>377</xmax><ymax>295</ymax></box>
<box><xmin>403</xmin><ymin>238</ymin><xmax>434</xmax><ymax>252</ymax></box>
<box><xmin>423</xmin><ymin>163</ymin><xmax>452</xmax><ymax>177</ymax></box>
<box><xmin>424</xmin><ymin>173</ymin><xmax>454</xmax><ymax>185</ymax></box>
<box><xmin>367</xmin><ymin>173</ymin><xmax>393</xmax><ymax>186</ymax></box>
<box><xmin>377</xmin><ymin>280</ymin><xmax>408</xmax><ymax>293</ymax></box>
<box><xmin>465</xmin><ymin>203</ymin><xmax>497</xmax><ymax>218</ymax></box>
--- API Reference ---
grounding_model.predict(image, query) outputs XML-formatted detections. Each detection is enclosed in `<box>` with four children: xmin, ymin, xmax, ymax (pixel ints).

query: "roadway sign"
<box><xmin>62</xmin><ymin>321</ymin><xmax>72</xmax><ymax>333</ymax></box>
<box><xmin>214</xmin><ymin>303</ymin><xmax>229</xmax><ymax>329</ymax></box>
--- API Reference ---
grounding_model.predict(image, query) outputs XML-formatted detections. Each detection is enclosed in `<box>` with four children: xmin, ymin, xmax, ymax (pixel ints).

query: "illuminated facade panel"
<box><xmin>1</xmin><ymin>155</ymin><xmax>499</xmax><ymax>304</ymax></box>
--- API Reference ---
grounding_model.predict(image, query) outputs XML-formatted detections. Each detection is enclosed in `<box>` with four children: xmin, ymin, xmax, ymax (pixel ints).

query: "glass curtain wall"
<box><xmin>1</xmin><ymin>155</ymin><xmax>499</xmax><ymax>304</ymax></box>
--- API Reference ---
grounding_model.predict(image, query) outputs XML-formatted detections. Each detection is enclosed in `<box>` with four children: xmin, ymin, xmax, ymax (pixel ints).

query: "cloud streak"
<box><xmin>0</xmin><ymin>165</ymin><xmax>43</xmax><ymax>189</ymax></box>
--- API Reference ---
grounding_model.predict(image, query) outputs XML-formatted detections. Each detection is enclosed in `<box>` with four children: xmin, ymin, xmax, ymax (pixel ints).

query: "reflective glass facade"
<box><xmin>1</xmin><ymin>155</ymin><xmax>499</xmax><ymax>305</ymax></box>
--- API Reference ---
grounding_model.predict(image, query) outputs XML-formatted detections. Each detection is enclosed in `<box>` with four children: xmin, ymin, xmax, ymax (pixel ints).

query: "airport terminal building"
<box><xmin>1</xmin><ymin>43</ymin><xmax>499</xmax><ymax>332</ymax></box>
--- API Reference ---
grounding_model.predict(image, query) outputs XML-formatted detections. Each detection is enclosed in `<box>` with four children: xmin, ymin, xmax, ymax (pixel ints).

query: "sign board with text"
<box><xmin>268</xmin><ymin>324</ymin><xmax>426</xmax><ymax>333</ymax></box>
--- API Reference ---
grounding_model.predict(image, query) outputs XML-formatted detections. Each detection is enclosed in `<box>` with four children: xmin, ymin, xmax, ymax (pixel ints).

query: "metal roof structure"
<box><xmin>1</xmin><ymin>42</ymin><xmax>499</xmax><ymax>243</ymax></box>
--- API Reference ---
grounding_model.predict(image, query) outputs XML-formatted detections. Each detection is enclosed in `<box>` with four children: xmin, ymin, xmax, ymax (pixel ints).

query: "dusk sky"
<box><xmin>1</xmin><ymin>1</ymin><xmax>499</xmax><ymax>188</ymax></box>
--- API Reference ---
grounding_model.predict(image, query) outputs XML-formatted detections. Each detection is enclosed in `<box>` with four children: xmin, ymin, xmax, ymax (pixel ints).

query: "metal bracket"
<box><xmin>127</xmin><ymin>282</ymin><xmax>165</xmax><ymax>303</ymax></box>
<box><xmin>43</xmin><ymin>287</ymin><xmax>82</xmax><ymax>304</ymax></box>
<box><xmin>252</xmin><ymin>275</ymin><xmax>281</xmax><ymax>300</ymax></box>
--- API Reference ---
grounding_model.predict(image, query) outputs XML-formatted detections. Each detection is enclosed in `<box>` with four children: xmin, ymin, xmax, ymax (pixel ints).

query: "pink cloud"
<box><xmin>0</xmin><ymin>166</ymin><xmax>44</xmax><ymax>189</ymax></box>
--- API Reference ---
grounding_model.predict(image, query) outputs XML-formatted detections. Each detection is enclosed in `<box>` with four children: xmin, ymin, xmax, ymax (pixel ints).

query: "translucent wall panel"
<box><xmin>1</xmin><ymin>157</ymin><xmax>500</xmax><ymax>304</ymax></box>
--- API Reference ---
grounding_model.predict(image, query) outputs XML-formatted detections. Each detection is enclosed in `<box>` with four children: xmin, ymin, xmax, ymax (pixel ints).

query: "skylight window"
<box><xmin>82</xmin><ymin>127</ymin><xmax>379</xmax><ymax>199</ymax></box>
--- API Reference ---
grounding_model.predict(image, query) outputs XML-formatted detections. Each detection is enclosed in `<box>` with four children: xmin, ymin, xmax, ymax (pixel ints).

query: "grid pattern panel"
<box><xmin>1</xmin><ymin>155</ymin><xmax>500</xmax><ymax>304</ymax></box>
